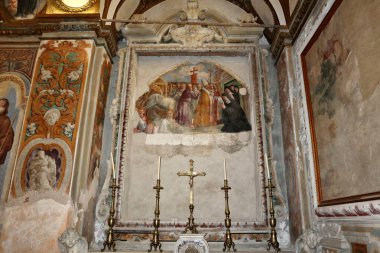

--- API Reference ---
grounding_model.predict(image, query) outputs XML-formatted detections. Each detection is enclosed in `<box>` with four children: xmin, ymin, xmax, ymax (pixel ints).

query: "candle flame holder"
<box><xmin>102</xmin><ymin>178</ymin><xmax>120</xmax><ymax>252</ymax></box>
<box><xmin>265</xmin><ymin>175</ymin><xmax>280</xmax><ymax>253</ymax></box>
<box><xmin>148</xmin><ymin>179</ymin><xmax>164</xmax><ymax>252</ymax></box>
<box><xmin>221</xmin><ymin>180</ymin><xmax>236</xmax><ymax>252</ymax></box>
<box><xmin>184</xmin><ymin>204</ymin><xmax>198</xmax><ymax>234</ymax></box>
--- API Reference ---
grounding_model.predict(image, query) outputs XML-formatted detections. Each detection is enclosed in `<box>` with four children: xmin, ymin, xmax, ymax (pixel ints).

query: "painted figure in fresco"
<box><xmin>193</xmin><ymin>80</ymin><xmax>212</xmax><ymax>127</ymax></box>
<box><xmin>229</xmin><ymin>85</ymin><xmax>241</xmax><ymax>105</ymax></box>
<box><xmin>210</xmin><ymin>85</ymin><xmax>223</xmax><ymax>125</ymax></box>
<box><xmin>176</xmin><ymin>83</ymin><xmax>199</xmax><ymax>127</ymax></box>
<box><xmin>134</xmin><ymin>108</ymin><xmax>154</xmax><ymax>134</ymax></box>
<box><xmin>6</xmin><ymin>0</ymin><xmax>18</xmax><ymax>16</ymax></box>
<box><xmin>220</xmin><ymin>93</ymin><xmax>252</xmax><ymax>133</ymax></box>
<box><xmin>28</xmin><ymin>150</ymin><xmax>57</xmax><ymax>191</ymax></box>
<box><xmin>158</xmin><ymin>109</ymin><xmax>182</xmax><ymax>133</ymax></box>
<box><xmin>0</xmin><ymin>98</ymin><xmax>14</xmax><ymax>165</ymax></box>
<box><xmin>15</xmin><ymin>0</ymin><xmax>37</xmax><ymax>18</ymax></box>
<box><xmin>135</xmin><ymin>108</ymin><xmax>148</xmax><ymax>132</ymax></box>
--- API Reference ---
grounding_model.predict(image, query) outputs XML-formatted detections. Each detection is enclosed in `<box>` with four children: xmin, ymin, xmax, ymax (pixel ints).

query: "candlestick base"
<box><xmin>101</xmin><ymin>178</ymin><xmax>119</xmax><ymax>252</ymax></box>
<box><xmin>149</xmin><ymin>232</ymin><xmax>162</xmax><ymax>253</ymax></box>
<box><xmin>148</xmin><ymin>180</ymin><xmax>164</xmax><ymax>252</ymax></box>
<box><xmin>184</xmin><ymin>204</ymin><xmax>198</xmax><ymax>234</ymax></box>
<box><xmin>221</xmin><ymin>180</ymin><xmax>236</xmax><ymax>252</ymax></box>
<box><xmin>265</xmin><ymin>177</ymin><xmax>281</xmax><ymax>253</ymax></box>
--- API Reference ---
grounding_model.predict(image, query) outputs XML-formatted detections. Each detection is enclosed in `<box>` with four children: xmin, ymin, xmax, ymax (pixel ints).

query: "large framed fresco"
<box><xmin>114</xmin><ymin>45</ymin><xmax>268</xmax><ymax>240</ymax></box>
<box><xmin>301</xmin><ymin>0</ymin><xmax>380</xmax><ymax>206</ymax></box>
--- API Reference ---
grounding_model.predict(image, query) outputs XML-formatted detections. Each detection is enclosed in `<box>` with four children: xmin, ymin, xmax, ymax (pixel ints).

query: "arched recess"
<box><xmin>0</xmin><ymin>72</ymin><xmax>30</xmax><ymax>203</ymax></box>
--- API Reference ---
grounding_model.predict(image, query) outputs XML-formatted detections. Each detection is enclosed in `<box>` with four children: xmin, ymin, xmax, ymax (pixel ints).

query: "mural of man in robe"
<box><xmin>193</xmin><ymin>81</ymin><xmax>212</xmax><ymax>127</ymax></box>
<box><xmin>176</xmin><ymin>83</ymin><xmax>199</xmax><ymax>126</ymax></box>
<box><xmin>0</xmin><ymin>98</ymin><xmax>14</xmax><ymax>165</ymax></box>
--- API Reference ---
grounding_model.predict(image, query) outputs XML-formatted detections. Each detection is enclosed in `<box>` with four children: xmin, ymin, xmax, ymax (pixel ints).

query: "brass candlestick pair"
<box><xmin>221</xmin><ymin>179</ymin><xmax>236</xmax><ymax>252</ymax></box>
<box><xmin>148</xmin><ymin>179</ymin><xmax>164</xmax><ymax>252</ymax></box>
<box><xmin>266</xmin><ymin>175</ymin><xmax>280</xmax><ymax>253</ymax></box>
<box><xmin>102</xmin><ymin>178</ymin><xmax>120</xmax><ymax>252</ymax></box>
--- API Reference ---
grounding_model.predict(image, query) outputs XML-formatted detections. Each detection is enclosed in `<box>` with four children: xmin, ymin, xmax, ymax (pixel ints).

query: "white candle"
<box><xmin>224</xmin><ymin>158</ymin><xmax>227</xmax><ymax>180</ymax></box>
<box><xmin>110</xmin><ymin>152</ymin><xmax>115</xmax><ymax>179</ymax></box>
<box><xmin>157</xmin><ymin>156</ymin><xmax>161</xmax><ymax>180</ymax></box>
<box><xmin>190</xmin><ymin>189</ymin><xmax>193</xmax><ymax>205</ymax></box>
<box><xmin>264</xmin><ymin>153</ymin><xmax>271</xmax><ymax>179</ymax></box>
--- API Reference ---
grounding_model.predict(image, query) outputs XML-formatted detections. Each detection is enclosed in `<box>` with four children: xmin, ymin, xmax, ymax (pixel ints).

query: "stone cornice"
<box><xmin>0</xmin><ymin>22</ymin><xmax>118</xmax><ymax>56</ymax></box>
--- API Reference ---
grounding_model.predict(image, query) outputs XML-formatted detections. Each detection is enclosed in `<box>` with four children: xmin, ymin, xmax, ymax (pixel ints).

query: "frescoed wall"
<box><xmin>11</xmin><ymin>40</ymin><xmax>92</xmax><ymax>197</ymax></box>
<box><xmin>114</xmin><ymin>49</ymin><xmax>268</xmax><ymax>244</ymax></box>
<box><xmin>302</xmin><ymin>0</ymin><xmax>380</xmax><ymax>205</ymax></box>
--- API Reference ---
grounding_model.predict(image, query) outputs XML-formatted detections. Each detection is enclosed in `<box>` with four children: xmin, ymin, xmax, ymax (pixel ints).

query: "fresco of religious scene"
<box><xmin>5</xmin><ymin>0</ymin><xmax>39</xmax><ymax>19</ymax></box>
<box><xmin>134</xmin><ymin>62</ymin><xmax>252</xmax><ymax>134</ymax></box>
<box><xmin>24</xmin><ymin>148</ymin><xmax>63</xmax><ymax>191</ymax></box>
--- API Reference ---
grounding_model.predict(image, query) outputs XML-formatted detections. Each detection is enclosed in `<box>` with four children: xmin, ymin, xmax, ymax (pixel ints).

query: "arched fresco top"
<box><xmin>0</xmin><ymin>73</ymin><xmax>29</xmax><ymax>106</ymax></box>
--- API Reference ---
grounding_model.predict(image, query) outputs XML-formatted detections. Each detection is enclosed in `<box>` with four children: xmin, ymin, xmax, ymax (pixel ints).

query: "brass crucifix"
<box><xmin>177</xmin><ymin>159</ymin><xmax>206</xmax><ymax>233</ymax></box>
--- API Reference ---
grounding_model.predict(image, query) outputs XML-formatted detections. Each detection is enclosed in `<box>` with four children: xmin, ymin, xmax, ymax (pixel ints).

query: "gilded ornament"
<box><xmin>54</xmin><ymin>0</ymin><xmax>96</xmax><ymax>13</ymax></box>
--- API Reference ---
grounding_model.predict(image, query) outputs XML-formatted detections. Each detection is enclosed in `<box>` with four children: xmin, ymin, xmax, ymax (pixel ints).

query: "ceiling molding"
<box><xmin>270</xmin><ymin>0</ymin><xmax>317</xmax><ymax>60</ymax></box>
<box><xmin>0</xmin><ymin>22</ymin><xmax>119</xmax><ymax>56</ymax></box>
<box><xmin>225</xmin><ymin>0</ymin><xmax>264</xmax><ymax>24</ymax></box>
<box><xmin>279</xmin><ymin>0</ymin><xmax>291</xmax><ymax>24</ymax></box>
<box><xmin>263</xmin><ymin>0</ymin><xmax>280</xmax><ymax>25</ymax></box>
<box><xmin>133</xmin><ymin>0</ymin><xmax>166</xmax><ymax>15</ymax></box>
<box><xmin>288</xmin><ymin>0</ymin><xmax>317</xmax><ymax>39</ymax></box>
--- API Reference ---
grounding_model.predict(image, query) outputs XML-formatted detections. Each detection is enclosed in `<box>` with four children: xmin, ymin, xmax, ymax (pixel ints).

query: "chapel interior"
<box><xmin>0</xmin><ymin>0</ymin><xmax>379</xmax><ymax>252</ymax></box>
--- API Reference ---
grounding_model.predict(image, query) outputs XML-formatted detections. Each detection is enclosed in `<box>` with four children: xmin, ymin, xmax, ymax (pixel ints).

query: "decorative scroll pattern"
<box><xmin>23</xmin><ymin>40</ymin><xmax>90</xmax><ymax>149</ymax></box>
<box><xmin>315</xmin><ymin>202</ymin><xmax>380</xmax><ymax>218</ymax></box>
<box><xmin>0</xmin><ymin>48</ymin><xmax>37</xmax><ymax>78</ymax></box>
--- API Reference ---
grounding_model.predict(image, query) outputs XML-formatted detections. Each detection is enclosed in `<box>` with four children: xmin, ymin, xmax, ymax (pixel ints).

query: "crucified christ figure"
<box><xmin>177</xmin><ymin>159</ymin><xmax>206</xmax><ymax>233</ymax></box>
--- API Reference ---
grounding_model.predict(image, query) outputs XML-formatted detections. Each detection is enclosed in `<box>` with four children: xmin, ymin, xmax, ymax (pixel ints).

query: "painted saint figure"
<box><xmin>193</xmin><ymin>81</ymin><xmax>212</xmax><ymax>127</ymax></box>
<box><xmin>0</xmin><ymin>98</ymin><xmax>14</xmax><ymax>165</ymax></box>
<box><xmin>176</xmin><ymin>83</ymin><xmax>199</xmax><ymax>126</ymax></box>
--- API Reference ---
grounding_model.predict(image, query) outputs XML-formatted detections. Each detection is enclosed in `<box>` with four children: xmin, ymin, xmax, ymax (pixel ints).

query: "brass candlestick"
<box><xmin>149</xmin><ymin>179</ymin><xmax>164</xmax><ymax>252</ymax></box>
<box><xmin>265</xmin><ymin>176</ymin><xmax>280</xmax><ymax>253</ymax></box>
<box><xmin>221</xmin><ymin>180</ymin><xmax>236</xmax><ymax>252</ymax></box>
<box><xmin>102</xmin><ymin>178</ymin><xmax>120</xmax><ymax>252</ymax></box>
<box><xmin>186</xmin><ymin>204</ymin><xmax>197</xmax><ymax>234</ymax></box>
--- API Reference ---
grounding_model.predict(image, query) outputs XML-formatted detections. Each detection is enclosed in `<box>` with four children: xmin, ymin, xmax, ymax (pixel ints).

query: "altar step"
<box><xmin>93</xmin><ymin>251</ymin><xmax>293</xmax><ymax>253</ymax></box>
<box><xmin>91</xmin><ymin>241</ymin><xmax>293</xmax><ymax>253</ymax></box>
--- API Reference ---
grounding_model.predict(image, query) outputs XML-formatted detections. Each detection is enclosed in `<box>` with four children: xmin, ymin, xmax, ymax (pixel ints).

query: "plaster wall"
<box><xmin>284</xmin><ymin>0</ymin><xmax>380</xmax><ymax>252</ymax></box>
